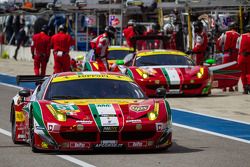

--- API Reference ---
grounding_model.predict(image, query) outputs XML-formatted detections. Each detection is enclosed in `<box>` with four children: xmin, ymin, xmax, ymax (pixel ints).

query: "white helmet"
<box><xmin>163</xmin><ymin>23</ymin><xmax>174</xmax><ymax>33</ymax></box>
<box><xmin>128</xmin><ymin>19</ymin><xmax>136</xmax><ymax>26</ymax></box>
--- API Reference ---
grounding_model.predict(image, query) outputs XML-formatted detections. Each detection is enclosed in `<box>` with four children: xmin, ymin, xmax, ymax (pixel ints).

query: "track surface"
<box><xmin>1</xmin><ymin>84</ymin><xmax>250</xmax><ymax>167</ymax></box>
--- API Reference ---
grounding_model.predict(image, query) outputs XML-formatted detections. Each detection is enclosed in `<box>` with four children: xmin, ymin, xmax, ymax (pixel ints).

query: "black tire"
<box><xmin>29</xmin><ymin>110</ymin><xmax>40</xmax><ymax>153</ymax></box>
<box><xmin>11</xmin><ymin>107</ymin><xmax>18</xmax><ymax>144</ymax></box>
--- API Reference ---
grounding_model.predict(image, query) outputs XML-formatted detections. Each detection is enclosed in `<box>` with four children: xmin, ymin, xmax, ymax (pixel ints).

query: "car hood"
<box><xmin>38</xmin><ymin>98</ymin><xmax>161</xmax><ymax>124</ymax></box>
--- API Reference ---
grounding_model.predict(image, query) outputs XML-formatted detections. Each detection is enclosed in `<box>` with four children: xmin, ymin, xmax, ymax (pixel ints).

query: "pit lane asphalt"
<box><xmin>1</xmin><ymin>58</ymin><xmax>250</xmax><ymax>166</ymax></box>
<box><xmin>1</xmin><ymin>84</ymin><xmax>250</xmax><ymax>167</ymax></box>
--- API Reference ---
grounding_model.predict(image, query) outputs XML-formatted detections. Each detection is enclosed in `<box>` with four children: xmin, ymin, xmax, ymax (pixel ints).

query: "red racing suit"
<box><xmin>123</xmin><ymin>26</ymin><xmax>136</xmax><ymax>48</ymax></box>
<box><xmin>31</xmin><ymin>32</ymin><xmax>51</xmax><ymax>75</ymax></box>
<box><xmin>237</xmin><ymin>33</ymin><xmax>250</xmax><ymax>90</ymax></box>
<box><xmin>51</xmin><ymin>32</ymin><xmax>75</xmax><ymax>73</ymax></box>
<box><xmin>216</xmin><ymin>35</ymin><xmax>222</xmax><ymax>53</ymax></box>
<box><xmin>165</xmin><ymin>32</ymin><xmax>176</xmax><ymax>50</ymax></box>
<box><xmin>192</xmin><ymin>31</ymin><xmax>208</xmax><ymax>65</ymax></box>
<box><xmin>219</xmin><ymin>29</ymin><xmax>240</xmax><ymax>63</ymax></box>
<box><xmin>90</xmin><ymin>33</ymin><xmax>110</xmax><ymax>71</ymax></box>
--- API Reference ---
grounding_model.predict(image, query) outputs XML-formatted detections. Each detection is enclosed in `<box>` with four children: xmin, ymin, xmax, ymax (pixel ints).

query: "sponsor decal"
<box><xmin>166</xmin><ymin>89</ymin><xmax>181</xmax><ymax>94</ymax></box>
<box><xmin>48</xmin><ymin>124</ymin><xmax>53</xmax><ymax>131</ymax></box>
<box><xmin>212</xmin><ymin>80</ymin><xmax>219</xmax><ymax>88</ymax></box>
<box><xmin>155</xmin><ymin>123</ymin><xmax>167</xmax><ymax>132</ymax></box>
<box><xmin>52</xmin><ymin>74</ymin><xmax>132</xmax><ymax>83</ymax></box>
<box><xmin>76</xmin><ymin>120</ymin><xmax>93</xmax><ymax>124</ymax></box>
<box><xmin>17</xmin><ymin>134</ymin><xmax>25</xmax><ymax>139</ymax></box>
<box><xmin>15</xmin><ymin>112</ymin><xmax>25</xmax><ymax>122</ymax></box>
<box><xmin>41</xmin><ymin>142</ymin><xmax>49</xmax><ymax>149</ymax></box>
<box><xmin>76</xmin><ymin>124</ymin><xmax>84</xmax><ymax>131</ymax></box>
<box><xmin>36</xmin><ymin>126</ymin><xmax>45</xmax><ymax>130</ymax></box>
<box><xmin>128</xmin><ymin>141</ymin><xmax>147</xmax><ymax>148</ymax></box>
<box><xmin>126</xmin><ymin>119</ymin><xmax>142</xmax><ymax>123</ymax></box>
<box><xmin>47</xmin><ymin>123</ymin><xmax>60</xmax><ymax>132</ymax></box>
<box><xmin>49</xmin><ymin>103</ymin><xmax>80</xmax><ymax>113</ymax></box>
<box><xmin>136</xmin><ymin>124</ymin><xmax>142</xmax><ymax>130</ymax></box>
<box><xmin>155</xmin><ymin>80</ymin><xmax>160</xmax><ymax>84</ymax></box>
<box><xmin>17</xmin><ymin>127</ymin><xmax>25</xmax><ymax>130</ymax></box>
<box><xmin>69</xmin><ymin>142</ymin><xmax>90</xmax><ymax>149</ymax></box>
<box><xmin>95</xmin><ymin>143</ymin><xmax>123</xmax><ymax>148</ymax></box>
<box><xmin>102</xmin><ymin>126</ymin><xmax>119</xmax><ymax>132</ymax></box>
<box><xmin>95</xmin><ymin>140</ymin><xmax>123</xmax><ymax>148</ymax></box>
<box><xmin>61</xmin><ymin>142</ymin><xmax>70</xmax><ymax>148</ymax></box>
<box><xmin>147</xmin><ymin>141</ymin><xmax>154</xmax><ymax>146</ymax></box>
<box><xmin>130</xmin><ymin>105</ymin><xmax>150</xmax><ymax>112</ymax></box>
<box><xmin>101</xmin><ymin>117</ymin><xmax>119</xmax><ymax>126</ymax></box>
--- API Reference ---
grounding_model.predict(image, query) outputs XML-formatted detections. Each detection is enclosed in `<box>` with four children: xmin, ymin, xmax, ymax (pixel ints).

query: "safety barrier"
<box><xmin>1</xmin><ymin>45</ymin><xmax>86</xmax><ymax>64</ymax></box>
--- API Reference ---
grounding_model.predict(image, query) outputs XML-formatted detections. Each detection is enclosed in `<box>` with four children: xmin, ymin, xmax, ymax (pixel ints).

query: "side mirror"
<box><xmin>205</xmin><ymin>59</ymin><xmax>216</xmax><ymax>65</ymax></box>
<box><xmin>156</xmin><ymin>88</ymin><xmax>166</xmax><ymax>97</ymax></box>
<box><xmin>116</xmin><ymin>60</ymin><xmax>125</xmax><ymax>65</ymax></box>
<box><xmin>18</xmin><ymin>89</ymin><xmax>31</xmax><ymax>97</ymax></box>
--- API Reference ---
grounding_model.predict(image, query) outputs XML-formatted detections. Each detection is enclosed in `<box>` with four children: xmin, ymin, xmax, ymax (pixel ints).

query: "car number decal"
<box><xmin>49</xmin><ymin>103</ymin><xmax>80</xmax><ymax>113</ymax></box>
<box><xmin>163</xmin><ymin>68</ymin><xmax>180</xmax><ymax>85</ymax></box>
<box><xmin>89</xmin><ymin>104</ymin><xmax>124</xmax><ymax>132</ymax></box>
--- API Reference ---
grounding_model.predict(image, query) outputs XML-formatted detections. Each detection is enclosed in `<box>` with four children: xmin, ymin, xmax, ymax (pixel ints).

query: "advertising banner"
<box><xmin>109</xmin><ymin>15</ymin><xmax>122</xmax><ymax>27</ymax></box>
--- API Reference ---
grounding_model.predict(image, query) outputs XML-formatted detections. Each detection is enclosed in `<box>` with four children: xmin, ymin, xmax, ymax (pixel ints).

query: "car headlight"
<box><xmin>148</xmin><ymin>111</ymin><xmax>157</xmax><ymax>121</ymax></box>
<box><xmin>142</xmin><ymin>73</ymin><xmax>149</xmax><ymax>79</ymax></box>
<box><xmin>136</xmin><ymin>68</ymin><xmax>157</xmax><ymax>79</ymax></box>
<box><xmin>197</xmin><ymin>67</ymin><xmax>204</xmax><ymax>79</ymax></box>
<box><xmin>47</xmin><ymin>105</ymin><xmax>66</xmax><ymax>122</ymax></box>
<box><xmin>147</xmin><ymin>102</ymin><xmax>159</xmax><ymax>121</ymax></box>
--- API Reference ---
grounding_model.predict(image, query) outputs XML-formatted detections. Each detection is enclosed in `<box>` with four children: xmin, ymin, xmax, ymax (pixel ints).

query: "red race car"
<box><xmin>115</xmin><ymin>36</ymin><xmax>241</xmax><ymax>97</ymax></box>
<box><xmin>119</xmin><ymin>49</ymin><xmax>213</xmax><ymax>96</ymax></box>
<box><xmin>10</xmin><ymin>72</ymin><xmax>172</xmax><ymax>152</ymax></box>
<box><xmin>83</xmin><ymin>46</ymin><xmax>133</xmax><ymax>72</ymax></box>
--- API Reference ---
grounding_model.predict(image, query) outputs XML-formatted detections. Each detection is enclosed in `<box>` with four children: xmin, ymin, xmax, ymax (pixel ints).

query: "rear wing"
<box><xmin>131</xmin><ymin>35</ymin><xmax>170</xmax><ymax>52</ymax></box>
<box><xmin>16</xmin><ymin>75</ymin><xmax>50</xmax><ymax>85</ymax></box>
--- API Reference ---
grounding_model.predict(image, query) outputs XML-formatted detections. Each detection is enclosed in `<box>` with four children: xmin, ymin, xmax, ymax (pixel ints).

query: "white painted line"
<box><xmin>57</xmin><ymin>155</ymin><xmax>96</xmax><ymax>167</ymax></box>
<box><xmin>0</xmin><ymin>128</ymin><xmax>11</xmax><ymax>137</ymax></box>
<box><xmin>173</xmin><ymin>108</ymin><xmax>250</xmax><ymax>125</ymax></box>
<box><xmin>0</xmin><ymin>128</ymin><xmax>96</xmax><ymax>167</ymax></box>
<box><xmin>173</xmin><ymin>123</ymin><xmax>250</xmax><ymax>144</ymax></box>
<box><xmin>0</xmin><ymin>72</ymin><xmax>16</xmax><ymax>77</ymax></box>
<box><xmin>0</xmin><ymin>82</ymin><xmax>22</xmax><ymax>89</ymax></box>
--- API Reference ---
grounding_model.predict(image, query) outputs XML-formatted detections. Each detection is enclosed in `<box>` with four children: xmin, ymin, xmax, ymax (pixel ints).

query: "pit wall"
<box><xmin>1</xmin><ymin>45</ymin><xmax>86</xmax><ymax>64</ymax></box>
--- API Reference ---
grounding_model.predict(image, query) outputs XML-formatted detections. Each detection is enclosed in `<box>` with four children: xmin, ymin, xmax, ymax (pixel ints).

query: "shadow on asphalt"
<box><xmin>34</xmin><ymin>141</ymin><xmax>202</xmax><ymax>155</ymax></box>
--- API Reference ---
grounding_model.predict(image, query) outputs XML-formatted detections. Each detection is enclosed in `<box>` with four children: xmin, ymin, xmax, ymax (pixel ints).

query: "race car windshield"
<box><xmin>135</xmin><ymin>54</ymin><xmax>195</xmax><ymax>66</ymax></box>
<box><xmin>45</xmin><ymin>79</ymin><xmax>146</xmax><ymax>99</ymax></box>
<box><xmin>108</xmin><ymin>50</ymin><xmax>131</xmax><ymax>60</ymax></box>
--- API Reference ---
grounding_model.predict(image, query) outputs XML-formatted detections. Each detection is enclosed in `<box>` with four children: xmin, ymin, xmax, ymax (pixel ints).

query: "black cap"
<box><xmin>41</xmin><ymin>25</ymin><xmax>48</xmax><ymax>33</ymax></box>
<box><xmin>105</xmin><ymin>26</ymin><xmax>116</xmax><ymax>38</ymax></box>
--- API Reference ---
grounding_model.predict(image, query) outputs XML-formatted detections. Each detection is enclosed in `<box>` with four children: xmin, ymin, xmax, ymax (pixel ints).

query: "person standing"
<box><xmin>51</xmin><ymin>25</ymin><xmax>75</xmax><ymax>73</ymax></box>
<box><xmin>31</xmin><ymin>25</ymin><xmax>51</xmax><ymax>76</ymax></box>
<box><xmin>90</xmin><ymin>26</ymin><xmax>116</xmax><ymax>71</ymax></box>
<box><xmin>190</xmin><ymin>21</ymin><xmax>208</xmax><ymax>65</ymax></box>
<box><xmin>163</xmin><ymin>23</ymin><xmax>176</xmax><ymax>50</ymax></box>
<box><xmin>123</xmin><ymin>19</ymin><xmax>137</xmax><ymax>48</ymax></box>
<box><xmin>219</xmin><ymin>22</ymin><xmax>240</xmax><ymax>63</ymax></box>
<box><xmin>218</xmin><ymin>22</ymin><xmax>240</xmax><ymax>92</ymax></box>
<box><xmin>236</xmin><ymin>25</ymin><xmax>250</xmax><ymax>94</ymax></box>
<box><xmin>13</xmin><ymin>23</ymin><xmax>27</xmax><ymax>60</ymax></box>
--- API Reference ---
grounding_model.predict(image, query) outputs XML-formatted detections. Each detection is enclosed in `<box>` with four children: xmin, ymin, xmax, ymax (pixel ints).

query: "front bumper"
<box><xmin>33</xmin><ymin>122</ymin><xmax>172</xmax><ymax>151</ymax></box>
<box><xmin>135</xmin><ymin>78</ymin><xmax>211</xmax><ymax>96</ymax></box>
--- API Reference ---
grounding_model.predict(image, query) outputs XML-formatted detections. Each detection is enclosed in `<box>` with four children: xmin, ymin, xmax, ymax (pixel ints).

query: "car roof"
<box><xmin>51</xmin><ymin>71</ymin><xmax>133</xmax><ymax>83</ymax></box>
<box><xmin>136</xmin><ymin>49</ymin><xmax>187</xmax><ymax>57</ymax></box>
<box><xmin>108</xmin><ymin>46</ymin><xmax>133</xmax><ymax>51</ymax></box>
